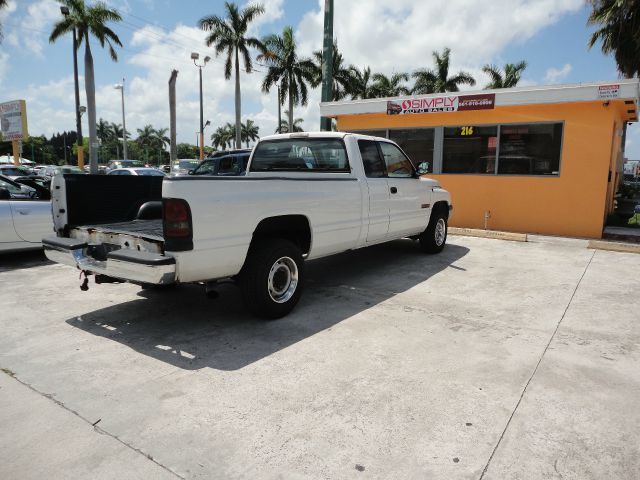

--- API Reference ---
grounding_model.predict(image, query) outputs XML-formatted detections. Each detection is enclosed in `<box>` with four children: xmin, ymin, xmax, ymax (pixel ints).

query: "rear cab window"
<box><xmin>250</xmin><ymin>138</ymin><xmax>350</xmax><ymax>173</ymax></box>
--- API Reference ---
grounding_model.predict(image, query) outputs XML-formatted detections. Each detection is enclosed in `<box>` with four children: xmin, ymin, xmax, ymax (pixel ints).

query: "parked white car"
<box><xmin>43</xmin><ymin>132</ymin><xmax>452</xmax><ymax>318</ymax></box>
<box><xmin>107</xmin><ymin>167</ymin><xmax>166</xmax><ymax>176</ymax></box>
<box><xmin>0</xmin><ymin>175</ymin><xmax>53</xmax><ymax>253</ymax></box>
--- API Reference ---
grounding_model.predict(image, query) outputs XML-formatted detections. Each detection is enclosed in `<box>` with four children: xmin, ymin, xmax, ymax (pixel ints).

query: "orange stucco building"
<box><xmin>321</xmin><ymin>80</ymin><xmax>639</xmax><ymax>239</ymax></box>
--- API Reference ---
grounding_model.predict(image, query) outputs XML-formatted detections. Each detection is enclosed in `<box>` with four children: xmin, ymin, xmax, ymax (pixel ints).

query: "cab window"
<box><xmin>378</xmin><ymin>142</ymin><xmax>414</xmax><ymax>178</ymax></box>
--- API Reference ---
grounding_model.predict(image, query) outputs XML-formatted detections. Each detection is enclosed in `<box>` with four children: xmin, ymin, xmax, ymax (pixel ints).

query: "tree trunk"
<box><xmin>234</xmin><ymin>46</ymin><xmax>241</xmax><ymax>149</ymax></box>
<box><xmin>288</xmin><ymin>79</ymin><xmax>294</xmax><ymax>133</ymax></box>
<box><xmin>84</xmin><ymin>37</ymin><xmax>98</xmax><ymax>174</ymax></box>
<box><xmin>168</xmin><ymin>70</ymin><xmax>178</xmax><ymax>163</ymax></box>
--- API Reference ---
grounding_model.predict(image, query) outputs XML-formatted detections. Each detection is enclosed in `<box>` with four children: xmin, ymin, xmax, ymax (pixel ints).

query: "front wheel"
<box><xmin>239</xmin><ymin>239</ymin><xmax>304</xmax><ymax>319</ymax></box>
<box><xmin>419</xmin><ymin>211</ymin><xmax>448</xmax><ymax>254</ymax></box>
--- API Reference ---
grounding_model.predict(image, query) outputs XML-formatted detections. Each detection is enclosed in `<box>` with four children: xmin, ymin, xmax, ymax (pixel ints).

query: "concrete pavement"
<box><xmin>0</xmin><ymin>236</ymin><xmax>638</xmax><ymax>479</ymax></box>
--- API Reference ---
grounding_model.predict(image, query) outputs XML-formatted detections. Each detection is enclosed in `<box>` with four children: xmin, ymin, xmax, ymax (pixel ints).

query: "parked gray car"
<box><xmin>0</xmin><ymin>175</ymin><xmax>53</xmax><ymax>253</ymax></box>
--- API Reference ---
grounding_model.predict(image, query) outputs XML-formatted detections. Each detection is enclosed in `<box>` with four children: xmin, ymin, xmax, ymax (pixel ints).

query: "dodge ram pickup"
<box><xmin>43</xmin><ymin>132</ymin><xmax>452</xmax><ymax>318</ymax></box>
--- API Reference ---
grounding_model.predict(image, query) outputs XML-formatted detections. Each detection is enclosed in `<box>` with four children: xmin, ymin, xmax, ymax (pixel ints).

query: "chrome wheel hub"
<box><xmin>268</xmin><ymin>256</ymin><xmax>298</xmax><ymax>303</ymax></box>
<box><xmin>435</xmin><ymin>218</ymin><xmax>446</xmax><ymax>246</ymax></box>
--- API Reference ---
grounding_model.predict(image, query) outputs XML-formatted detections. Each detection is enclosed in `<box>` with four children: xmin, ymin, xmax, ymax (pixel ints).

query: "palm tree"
<box><xmin>258</xmin><ymin>26</ymin><xmax>316</xmax><ymax>133</ymax></box>
<box><xmin>136</xmin><ymin>125</ymin><xmax>156</xmax><ymax>149</ymax></box>
<box><xmin>370</xmin><ymin>72</ymin><xmax>410</xmax><ymax>98</ymax></box>
<box><xmin>0</xmin><ymin>0</ymin><xmax>8</xmax><ymax>43</ymax></box>
<box><xmin>311</xmin><ymin>40</ymin><xmax>354</xmax><ymax>101</ymax></box>
<box><xmin>588</xmin><ymin>0</ymin><xmax>640</xmax><ymax>78</ymax></box>
<box><xmin>349</xmin><ymin>66</ymin><xmax>375</xmax><ymax>100</ymax></box>
<box><xmin>277</xmin><ymin>112</ymin><xmax>304</xmax><ymax>133</ymax></box>
<box><xmin>482</xmin><ymin>62</ymin><xmax>527</xmax><ymax>89</ymax></box>
<box><xmin>49</xmin><ymin>0</ymin><xmax>123</xmax><ymax>174</ymax></box>
<box><xmin>241</xmin><ymin>119</ymin><xmax>259</xmax><ymax>147</ymax></box>
<box><xmin>411</xmin><ymin>48</ymin><xmax>476</xmax><ymax>94</ymax></box>
<box><xmin>211</xmin><ymin>124</ymin><xmax>235</xmax><ymax>150</ymax></box>
<box><xmin>96</xmin><ymin>118</ymin><xmax>112</xmax><ymax>144</ymax></box>
<box><xmin>199</xmin><ymin>2</ymin><xmax>265</xmax><ymax>150</ymax></box>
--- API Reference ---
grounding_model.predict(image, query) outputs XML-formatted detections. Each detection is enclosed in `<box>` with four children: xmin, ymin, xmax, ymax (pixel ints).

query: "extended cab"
<box><xmin>43</xmin><ymin>132</ymin><xmax>452</xmax><ymax>318</ymax></box>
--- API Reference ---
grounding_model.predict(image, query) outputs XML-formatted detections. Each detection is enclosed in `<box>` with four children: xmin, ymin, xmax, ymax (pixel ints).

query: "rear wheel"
<box><xmin>239</xmin><ymin>239</ymin><xmax>304</xmax><ymax>319</ymax></box>
<box><xmin>419</xmin><ymin>210</ymin><xmax>448</xmax><ymax>254</ymax></box>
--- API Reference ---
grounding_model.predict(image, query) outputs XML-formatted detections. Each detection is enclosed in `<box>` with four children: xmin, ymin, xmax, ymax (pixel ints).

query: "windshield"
<box><xmin>134</xmin><ymin>168</ymin><xmax>165</xmax><ymax>176</ymax></box>
<box><xmin>0</xmin><ymin>167</ymin><xmax>30</xmax><ymax>176</ymax></box>
<box><xmin>59</xmin><ymin>167</ymin><xmax>84</xmax><ymax>174</ymax></box>
<box><xmin>0</xmin><ymin>176</ymin><xmax>23</xmax><ymax>194</ymax></box>
<box><xmin>192</xmin><ymin>160</ymin><xmax>215</xmax><ymax>175</ymax></box>
<box><xmin>177</xmin><ymin>160</ymin><xmax>199</xmax><ymax>170</ymax></box>
<box><xmin>250</xmin><ymin>139</ymin><xmax>350</xmax><ymax>172</ymax></box>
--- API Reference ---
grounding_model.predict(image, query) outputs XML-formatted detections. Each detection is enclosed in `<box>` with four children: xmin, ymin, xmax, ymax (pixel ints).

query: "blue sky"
<box><xmin>1</xmin><ymin>0</ymin><xmax>638</xmax><ymax>158</ymax></box>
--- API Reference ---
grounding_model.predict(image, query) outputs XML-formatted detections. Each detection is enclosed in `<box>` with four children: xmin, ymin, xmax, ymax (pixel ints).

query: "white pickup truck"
<box><xmin>43</xmin><ymin>132</ymin><xmax>452</xmax><ymax>318</ymax></box>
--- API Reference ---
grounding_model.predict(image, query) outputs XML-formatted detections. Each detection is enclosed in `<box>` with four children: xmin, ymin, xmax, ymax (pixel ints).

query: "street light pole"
<box><xmin>191</xmin><ymin>52</ymin><xmax>210</xmax><ymax>160</ymax></box>
<box><xmin>60</xmin><ymin>6</ymin><xmax>85</xmax><ymax>168</ymax></box>
<box><xmin>114</xmin><ymin>79</ymin><xmax>127</xmax><ymax>160</ymax></box>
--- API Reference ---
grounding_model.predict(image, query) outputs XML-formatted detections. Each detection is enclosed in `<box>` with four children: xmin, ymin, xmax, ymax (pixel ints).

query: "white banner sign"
<box><xmin>0</xmin><ymin>100</ymin><xmax>28</xmax><ymax>141</ymax></box>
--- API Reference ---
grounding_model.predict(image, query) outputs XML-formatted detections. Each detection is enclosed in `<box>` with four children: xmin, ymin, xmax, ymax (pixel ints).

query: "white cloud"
<box><xmin>17</xmin><ymin>0</ymin><xmax>61</xmax><ymax>57</ymax></box>
<box><xmin>544</xmin><ymin>63</ymin><xmax>573</xmax><ymax>83</ymax></box>
<box><xmin>4</xmin><ymin>0</ymin><xmax>588</xmax><ymax>148</ymax></box>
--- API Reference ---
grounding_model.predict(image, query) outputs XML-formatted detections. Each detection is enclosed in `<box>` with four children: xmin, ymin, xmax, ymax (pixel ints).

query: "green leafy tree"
<box><xmin>241</xmin><ymin>119</ymin><xmax>259</xmax><ymax>147</ymax></box>
<box><xmin>482</xmin><ymin>62</ymin><xmax>527</xmax><ymax>89</ymax></box>
<box><xmin>258</xmin><ymin>26</ymin><xmax>315</xmax><ymax>134</ymax></box>
<box><xmin>49</xmin><ymin>0</ymin><xmax>123</xmax><ymax>173</ymax></box>
<box><xmin>588</xmin><ymin>0</ymin><xmax>640</xmax><ymax>78</ymax></box>
<box><xmin>349</xmin><ymin>66</ymin><xmax>375</xmax><ymax>100</ymax></box>
<box><xmin>370</xmin><ymin>72</ymin><xmax>410</xmax><ymax>98</ymax></box>
<box><xmin>311</xmin><ymin>40</ymin><xmax>354</xmax><ymax>100</ymax></box>
<box><xmin>411</xmin><ymin>48</ymin><xmax>475</xmax><ymax>94</ymax></box>
<box><xmin>96</xmin><ymin>118</ymin><xmax>111</xmax><ymax>144</ymax></box>
<box><xmin>199</xmin><ymin>2</ymin><xmax>265</xmax><ymax>149</ymax></box>
<box><xmin>176</xmin><ymin>143</ymin><xmax>198</xmax><ymax>159</ymax></box>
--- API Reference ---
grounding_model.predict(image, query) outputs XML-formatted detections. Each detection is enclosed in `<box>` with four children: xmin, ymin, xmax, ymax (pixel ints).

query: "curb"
<box><xmin>449</xmin><ymin>228</ymin><xmax>528</xmax><ymax>242</ymax></box>
<box><xmin>587</xmin><ymin>240</ymin><xmax>640</xmax><ymax>254</ymax></box>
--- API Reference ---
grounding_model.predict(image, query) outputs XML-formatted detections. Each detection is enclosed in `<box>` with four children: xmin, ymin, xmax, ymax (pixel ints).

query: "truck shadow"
<box><xmin>65</xmin><ymin>240</ymin><xmax>469</xmax><ymax>371</ymax></box>
<box><xmin>0</xmin><ymin>249</ymin><xmax>53</xmax><ymax>272</ymax></box>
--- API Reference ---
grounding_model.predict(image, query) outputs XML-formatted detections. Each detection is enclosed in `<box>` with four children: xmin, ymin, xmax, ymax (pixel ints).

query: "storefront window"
<box><xmin>498</xmin><ymin>123</ymin><xmax>563</xmax><ymax>175</ymax></box>
<box><xmin>442</xmin><ymin>125</ymin><xmax>498</xmax><ymax>174</ymax></box>
<box><xmin>388</xmin><ymin>128</ymin><xmax>434</xmax><ymax>173</ymax></box>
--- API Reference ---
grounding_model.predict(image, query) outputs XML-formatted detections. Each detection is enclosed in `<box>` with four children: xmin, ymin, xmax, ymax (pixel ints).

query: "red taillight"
<box><xmin>163</xmin><ymin>198</ymin><xmax>191</xmax><ymax>237</ymax></box>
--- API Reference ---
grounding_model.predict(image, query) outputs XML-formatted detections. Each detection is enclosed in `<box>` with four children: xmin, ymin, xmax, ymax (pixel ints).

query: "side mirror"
<box><xmin>188</xmin><ymin>169</ymin><xmax>194</xmax><ymax>175</ymax></box>
<box><xmin>416</xmin><ymin>162</ymin><xmax>430</xmax><ymax>175</ymax></box>
<box><xmin>0</xmin><ymin>187</ymin><xmax>11</xmax><ymax>200</ymax></box>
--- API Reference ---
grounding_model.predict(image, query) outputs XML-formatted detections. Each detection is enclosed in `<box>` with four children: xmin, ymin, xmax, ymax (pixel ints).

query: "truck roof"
<box><xmin>259</xmin><ymin>131</ymin><xmax>350</xmax><ymax>142</ymax></box>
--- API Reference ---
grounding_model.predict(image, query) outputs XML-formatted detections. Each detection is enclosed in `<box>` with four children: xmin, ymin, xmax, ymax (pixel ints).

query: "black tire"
<box><xmin>419</xmin><ymin>209</ymin><xmax>448</xmax><ymax>254</ymax></box>
<box><xmin>239</xmin><ymin>238</ymin><xmax>304</xmax><ymax>319</ymax></box>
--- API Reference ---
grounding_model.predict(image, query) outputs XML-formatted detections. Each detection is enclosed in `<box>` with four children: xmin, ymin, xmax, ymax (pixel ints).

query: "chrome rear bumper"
<box><xmin>43</xmin><ymin>236</ymin><xmax>176</xmax><ymax>285</ymax></box>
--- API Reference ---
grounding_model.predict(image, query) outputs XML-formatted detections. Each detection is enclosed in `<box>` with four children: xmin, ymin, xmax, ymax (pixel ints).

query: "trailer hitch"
<box><xmin>79</xmin><ymin>270</ymin><xmax>91</xmax><ymax>291</ymax></box>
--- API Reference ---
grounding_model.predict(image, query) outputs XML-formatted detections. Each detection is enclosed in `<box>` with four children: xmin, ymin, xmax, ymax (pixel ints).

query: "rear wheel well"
<box><xmin>251</xmin><ymin>215</ymin><xmax>311</xmax><ymax>255</ymax></box>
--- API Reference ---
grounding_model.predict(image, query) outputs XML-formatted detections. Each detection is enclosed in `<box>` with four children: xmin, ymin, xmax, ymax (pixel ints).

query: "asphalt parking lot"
<box><xmin>1</xmin><ymin>235</ymin><xmax>639</xmax><ymax>480</ymax></box>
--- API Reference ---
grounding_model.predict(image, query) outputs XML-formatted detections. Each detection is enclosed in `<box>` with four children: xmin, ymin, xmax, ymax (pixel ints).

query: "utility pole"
<box><xmin>169</xmin><ymin>70</ymin><xmax>178</xmax><ymax>165</ymax></box>
<box><xmin>320</xmin><ymin>0</ymin><xmax>334</xmax><ymax>131</ymax></box>
<box><xmin>60</xmin><ymin>6</ymin><xmax>85</xmax><ymax>168</ymax></box>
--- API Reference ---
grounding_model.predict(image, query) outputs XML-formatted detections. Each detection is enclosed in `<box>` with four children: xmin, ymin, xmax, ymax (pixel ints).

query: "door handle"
<box><xmin>390</xmin><ymin>187</ymin><xmax>398</xmax><ymax>194</ymax></box>
<box><xmin>16</xmin><ymin>209</ymin><xmax>30</xmax><ymax>215</ymax></box>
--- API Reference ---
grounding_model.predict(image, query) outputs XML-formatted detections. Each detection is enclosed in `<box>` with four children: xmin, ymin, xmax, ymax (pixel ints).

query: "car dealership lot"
<box><xmin>1</xmin><ymin>236</ymin><xmax>639</xmax><ymax>480</ymax></box>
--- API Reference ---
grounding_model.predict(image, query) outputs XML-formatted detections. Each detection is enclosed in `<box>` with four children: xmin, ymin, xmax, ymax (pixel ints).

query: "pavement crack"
<box><xmin>478</xmin><ymin>250</ymin><xmax>596</xmax><ymax>480</ymax></box>
<box><xmin>0</xmin><ymin>370</ymin><xmax>184</xmax><ymax>480</ymax></box>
